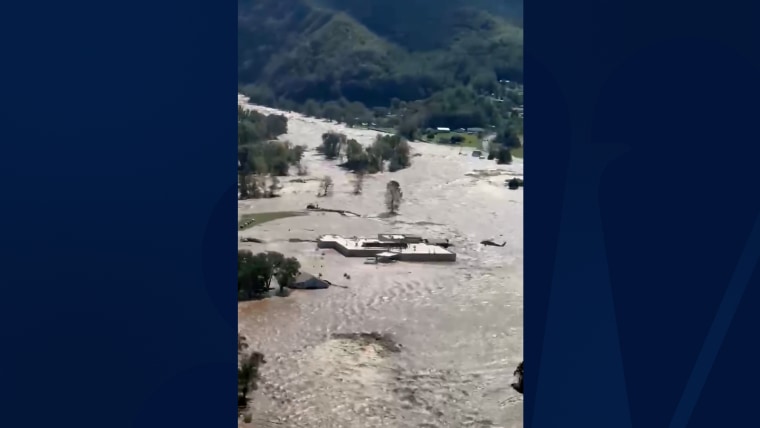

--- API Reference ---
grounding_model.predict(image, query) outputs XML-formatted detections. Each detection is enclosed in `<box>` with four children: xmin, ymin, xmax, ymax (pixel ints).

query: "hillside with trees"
<box><xmin>238</xmin><ymin>0</ymin><xmax>524</xmax><ymax>139</ymax></box>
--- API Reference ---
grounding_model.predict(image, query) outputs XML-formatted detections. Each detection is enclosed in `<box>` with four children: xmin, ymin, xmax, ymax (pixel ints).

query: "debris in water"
<box><xmin>511</xmin><ymin>361</ymin><xmax>523</xmax><ymax>394</ymax></box>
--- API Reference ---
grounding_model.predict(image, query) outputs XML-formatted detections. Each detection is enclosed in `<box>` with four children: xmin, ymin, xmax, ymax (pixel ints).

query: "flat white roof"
<box><xmin>319</xmin><ymin>235</ymin><xmax>453</xmax><ymax>255</ymax></box>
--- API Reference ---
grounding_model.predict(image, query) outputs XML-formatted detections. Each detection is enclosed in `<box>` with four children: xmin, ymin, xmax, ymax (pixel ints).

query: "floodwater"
<box><xmin>238</xmin><ymin>102</ymin><xmax>523</xmax><ymax>428</ymax></box>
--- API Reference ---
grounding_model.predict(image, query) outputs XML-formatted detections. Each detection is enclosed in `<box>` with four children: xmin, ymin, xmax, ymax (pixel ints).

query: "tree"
<box><xmin>450</xmin><ymin>134</ymin><xmax>465</xmax><ymax>144</ymax></box>
<box><xmin>496</xmin><ymin>146</ymin><xmax>513</xmax><ymax>165</ymax></box>
<box><xmin>319</xmin><ymin>176</ymin><xmax>333</xmax><ymax>197</ymax></box>
<box><xmin>290</xmin><ymin>145</ymin><xmax>305</xmax><ymax>164</ymax></box>
<box><xmin>303</xmin><ymin>99</ymin><xmax>321</xmax><ymax>117</ymax></box>
<box><xmin>238</xmin><ymin>333</ymin><xmax>248</xmax><ymax>354</ymax></box>
<box><xmin>372</xmin><ymin>134</ymin><xmax>412</xmax><ymax>172</ymax></box>
<box><xmin>249</xmin><ymin>175</ymin><xmax>266</xmax><ymax>199</ymax></box>
<box><xmin>264</xmin><ymin>114</ymin><xmax>288</xmax><ymax>138</ymax></box>
<box><xmin>268</xmin><ymin>175</ymin><xmax>280</xmax><ymax>197</ymax></box>
<box><xmin>238</xmin><ymin>350</ymin><xmax>265</xmax><ymax>410</ymax></box>
<box><xmin>275</xmin><ymin>257</ymin><xmax>301</xmax><ymax>293</ymax></box>
<box><xmin>397</xmin><ymin>117</ymin><xmax>421</xmax><ymax>141</ymax></box>
<box><xmin>323</xmin><ymin>101</ymin><xmax>343</xmax><ymax>122</ymax></box>
<box><xmin>320</xmin><ymin>132</ymin><xmax>346</xmax><ymax>160</ymax></box>
<box><xmin>344</xmin><ymin>139</ymin><xmax>370</xmax><ymax>171</ymax></box>
<box><xmin>352</xmin><ymin>171</ymin><xmax>365</xmax><ymax>195</ymax></box>
<box><xmin>366</xmin><ymin>146</ymin><xmax>384</xmax><ymax>173</ymax></box>
<box><xmin>238</xmin><ymin>172</ymin><xmax>249</xmax><ymax>199</ymax></box>
<box><xmin>496</xmin><ymin>126</ymin><xmax>522</xmax><ymax>148</ymax></box>
<box><xmin>238</xmin><ymin>251</ymin><xmax>275</xmax><ymax>298</ymax></box>
<box><xmin>385</xmin><ymin>180</ymin><xmax>403</xmax><ymax>215</ymax></box>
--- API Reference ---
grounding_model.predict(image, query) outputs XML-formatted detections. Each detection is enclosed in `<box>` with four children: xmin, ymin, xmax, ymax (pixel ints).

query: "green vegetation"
<box><xmin>318</xmin><ymin>132</ymin><xmax>411</xmax><ymax>173</ymax></box>
<box><xmin>385</xmin><ymin>180</ymin><xmax>403</xmax><ymax>215</ymax></box>
<box><xmin>238</xmin><ymin>333</ymin><xmax>264</xmax><ymax>416</ymax></box>
<box><xmin>511</xmin><ymin>146</ymin><xmax>523</xmax><ymax>159</ymax></box>
<box><xmin>424</xmin><ymin>132</ymin><xmax>481</xmax><ymax>148</ymax></box>
<box><xmin>238</xmin><ymin>250</ymin><xmax>302</xmax><ymax>299</ymax></box>
<box><xmin>238</xmin><ymin>212</ymin><xmax>305</xmax><ymax>230</ymax></box>
<box><xmin>487</xmin><ymin>126</ymin><xmax>522</xmax><ymax>165</ymax></box>
<box><xmin>238</xmin><ymin>107</ymin><xmax>308</xmax><ymax>199</ymax></box>
<box><xmin>239</xmin><ymin>0</ymin><xmax>524</xmax><ymax>141</ymax></box>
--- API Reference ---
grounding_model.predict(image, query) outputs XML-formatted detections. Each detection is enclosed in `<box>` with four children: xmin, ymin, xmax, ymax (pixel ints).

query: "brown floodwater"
<box><xmin>238</xmin><ymin>105</ymin><xmax>523</xmax><ymax>428</ymax></box>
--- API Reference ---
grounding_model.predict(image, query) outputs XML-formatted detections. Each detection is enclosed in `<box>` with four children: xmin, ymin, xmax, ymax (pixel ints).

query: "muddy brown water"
<box><xmin>238</xmin><ymin>104</ymin><xmax>523</xmax><ymax>428</ymax></box>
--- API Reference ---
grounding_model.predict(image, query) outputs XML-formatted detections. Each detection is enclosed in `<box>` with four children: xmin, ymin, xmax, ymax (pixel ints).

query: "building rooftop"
<box><xmin>319</xmin><ymin>235</ymin><xmax>454</xmax><ymax>255</ymax></box>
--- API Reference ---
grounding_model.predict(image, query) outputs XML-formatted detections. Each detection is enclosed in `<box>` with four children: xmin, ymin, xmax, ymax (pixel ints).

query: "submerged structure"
<box><xmin>317</xmin><ymin>234</ymin><xmax>456</xmax><ymax>262</ymax></box>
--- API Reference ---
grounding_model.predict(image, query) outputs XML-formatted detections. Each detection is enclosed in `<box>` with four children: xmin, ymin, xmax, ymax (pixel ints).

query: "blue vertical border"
<box><xmin>527</xmin><ymin>1</ymin><xmax>760</xmax><ymax>427</ymax></box>
<box><xmin>0</xmin><ymin>1</ymin><xmax>237</xmax><ymax>427</ymax></box>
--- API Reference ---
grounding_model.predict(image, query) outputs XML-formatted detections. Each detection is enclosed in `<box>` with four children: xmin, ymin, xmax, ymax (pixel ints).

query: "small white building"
<box><xmin>436</xmin><ymin>127</ymin><xmax>451</xmax><ymax>132</ymax></box>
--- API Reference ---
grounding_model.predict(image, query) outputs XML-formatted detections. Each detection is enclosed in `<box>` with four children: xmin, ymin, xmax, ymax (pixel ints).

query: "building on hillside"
<box><xmin>436</xmin><ymin>127</ymin><xmax>451</xmax><ymax>132</ymax></box>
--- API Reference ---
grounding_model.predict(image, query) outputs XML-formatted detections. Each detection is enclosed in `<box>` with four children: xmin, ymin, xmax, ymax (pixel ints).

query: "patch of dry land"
<box><xmin>238</xmin><ymin>94</ymin><xmax>523</xmax><ymax>428</ymax></box>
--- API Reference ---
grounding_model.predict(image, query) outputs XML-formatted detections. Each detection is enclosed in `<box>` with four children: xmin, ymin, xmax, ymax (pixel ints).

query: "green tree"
<box><xmin>268</xmin><ymin>175</ymin><xmax>280</xmax><ymax>197</ymax></box>
<box><xmin>323</xmin><ymin>101</ymin><xmax>343</xmax><ymax>122</ymax></box>
<box><xmin>238</xmin><ymin>250</ymin><xmax>276</xmax><ymax>298</ymax></box>
<box><xmin>343</xmin><ymin>139</ymin><xmax>370</xmax><ymax>171</ymax></box>
<box><xmin>366</xmin><ymin>146</ymin><xmax>384</xmax><ymax>173</ymax></box>
<box><xmin>352</xmin><ymin>170</ymin><xmax>365</xmax><ymax>194</ymax></box>
<box><xmin>496</xmin><ymin>146</ymin><xmax>513</xmax><ymax>165</ymax></box>
<box><xmin>303</xmin><ymin>99</ymin><xmax>321</xmax><ymax>117</ymax></box>
<box><xmin>238</xmin><ymin>333</ymin><xmax>248</xmax><ymax>354</ymax></box>
<box><xmin>319</xmin><ymin>176</ymin><xmax>334</xmax><ymax>197</ymax></box>
<box><xmin>385</xmin><ymin>180</ymin><xmax>403</xmax><ymax>215</ymax></box>
<box><xmin>320</xmin><ymin>132</ymin><xmax>346</xmax><ymax>160</ymax></box>
<box><xmin>275</xmin><ymin>257</ymin><xmax>301</xmax><ymax>293</ymax></box>
<box><xmin>496</xmin><ymin>126</ymin><xmax>522</xmax><ymax>148</ymax></box>
<box><xmin>238</xmin><ymin>350</ymin><xmax>265</xmax><ymax>410</ymax></box>
<box><xmin>264</xmin><ymin>114</ymin><xmax>288</xmax><ymax>138</ymax></box>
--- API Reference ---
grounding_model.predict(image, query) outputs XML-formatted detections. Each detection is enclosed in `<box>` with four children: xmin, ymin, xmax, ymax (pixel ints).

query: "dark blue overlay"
<box><xmin>0</xmin><ymin>1</ymin><xmax>237</xmax><ymax>426</ymax></box>
<box><xmin>527</xmin><ymin>1</ymin><xmax>760</xmax><ymax>427</ymax></box>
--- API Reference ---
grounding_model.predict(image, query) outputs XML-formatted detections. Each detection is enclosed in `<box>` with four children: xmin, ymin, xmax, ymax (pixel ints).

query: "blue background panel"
<box><xmin>0</xmin><ymin>1</ymin><xmax>237</xmax><ymax>426</ymax></box>
<box><xmin>527</xmin><ymin>0</ymin><xmax>760</xmax><ymax>427</ymax></box>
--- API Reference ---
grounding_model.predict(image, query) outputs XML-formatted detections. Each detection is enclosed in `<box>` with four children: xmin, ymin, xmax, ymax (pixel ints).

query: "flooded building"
<box><xmin>317</xmin><ymin>234</ymin><xmax>456</xmax><ymax>262</ymax></box>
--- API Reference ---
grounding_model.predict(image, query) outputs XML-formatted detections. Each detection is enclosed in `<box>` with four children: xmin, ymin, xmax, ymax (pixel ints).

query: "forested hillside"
<box><xmin>238</xmin><ymin>0</ymin><xmax>523</xmax><ymax>135</ymax></box>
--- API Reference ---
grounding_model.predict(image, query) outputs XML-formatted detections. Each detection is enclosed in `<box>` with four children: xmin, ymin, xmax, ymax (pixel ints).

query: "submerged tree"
<box><xmin>385</xmin><ymin>180</ymin><xmax>403</xmax><ymax>215</ymax></box>
<box><xmin>238</xmin><ymin>349</ymin><xmax>266</xmax><ymax>411</ymax></box>
<box><xmin>319</xmin><ymin>175</ymin><xmax>334</xmax><ymax>197</ymax></box>
<box><xmin>238</xmin><ymin>250</ymin><xmax>299</xmax><ymax>299</ymax></box>
<box><xmin>238</xmin><ymin>333</ymin><xmax>248</xmax><ymax>354</ymax></box>
<box><xmin>275</xmin><ymin>257</ymin><xmax>301</xmax><ymax>294</ymax></box>
<box><xmin>352</xmin><ymin>170</ymin><xmax>365</xmax><ymax>195</ymax></box>
<box><xmin>268</xmin><ymin>175</ymin><xmax>280</xmax><ymax>197</ymax></box>
<box><xmin>496</xmin><ymin>146</ymin><xmax>513</xmax><ymax>165</ymax></box>
<box><xmin>320</xmin><ymin>132</ymin><xmax>346</xmax><ymax>160</ymax></box>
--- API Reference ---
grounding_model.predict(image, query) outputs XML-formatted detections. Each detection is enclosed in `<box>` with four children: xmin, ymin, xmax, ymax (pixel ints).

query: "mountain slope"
<box><xmin>238</xmin><ymin>0</ymin><xmax>523</xmax><ymax>130</ymax></box>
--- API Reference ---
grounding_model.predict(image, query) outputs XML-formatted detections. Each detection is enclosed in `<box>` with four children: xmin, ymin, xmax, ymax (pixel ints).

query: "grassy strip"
<box><xmin>421</xmin><ymin>132</ymin><xmax>481</xmax><ymax>148</ymax></box>
<box><xmin>238</xmin><ymin>211</ymin><xmax>305</xmax><ymax>230</ymax></box>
